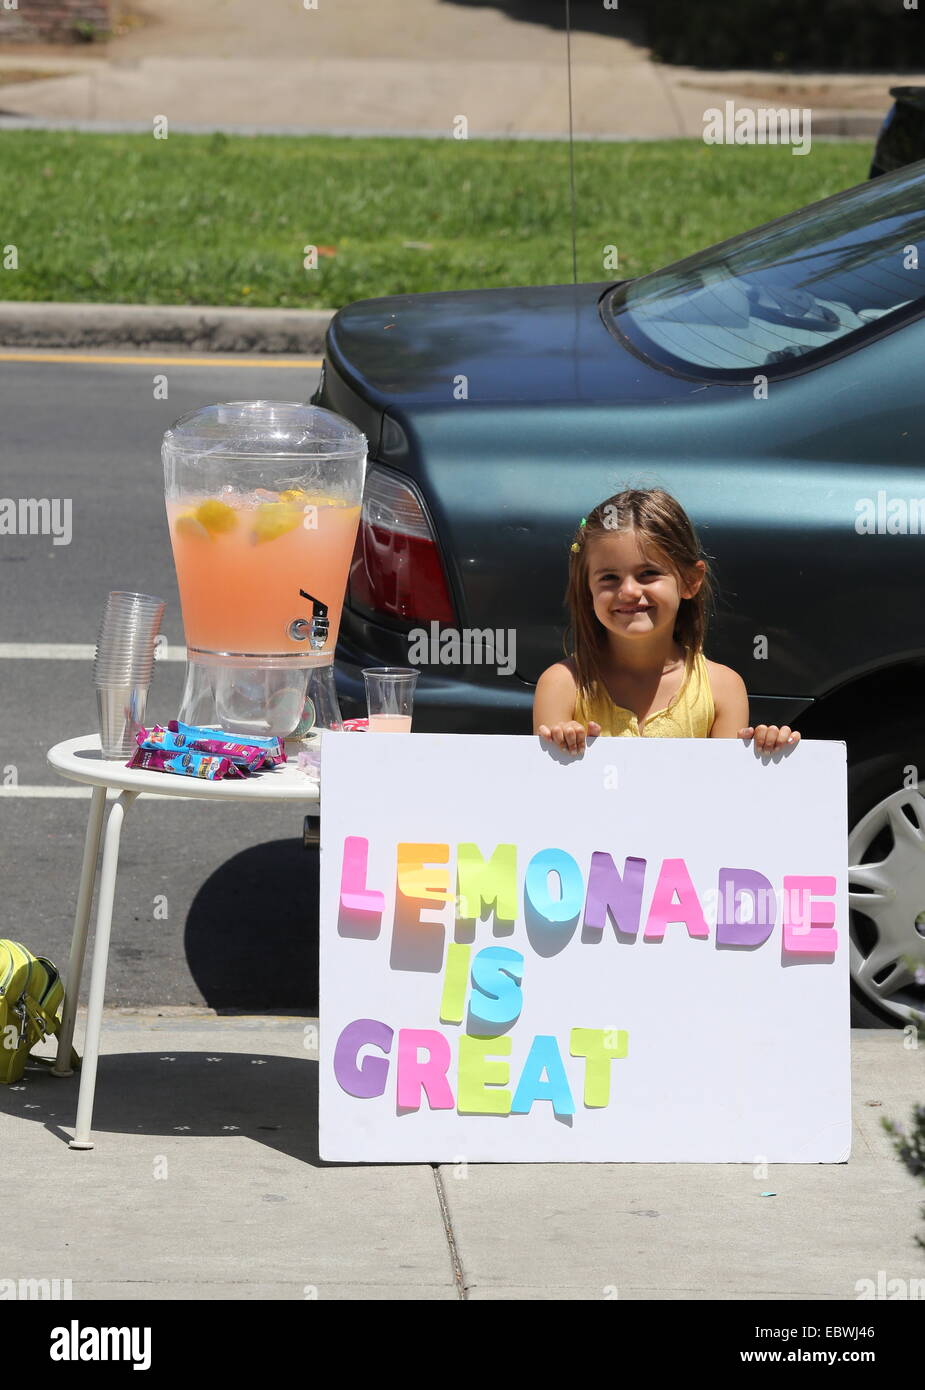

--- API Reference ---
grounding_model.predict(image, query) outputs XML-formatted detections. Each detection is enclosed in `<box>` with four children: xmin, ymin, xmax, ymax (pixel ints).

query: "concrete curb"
<box><xmin>0</xmin><ymin>301</ymin><xmax>336</xmax><ymax>353</ymax></box>
<box><xmin>0</xmin><ymin>114</ymin><xmax>885</xmax><ymax>139</ymax></box>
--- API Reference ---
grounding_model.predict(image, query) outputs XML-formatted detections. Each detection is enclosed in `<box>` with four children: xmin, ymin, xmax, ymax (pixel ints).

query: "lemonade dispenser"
<box><xmin>162</xmin><ymin>401</ymin><xmax>367</xmax><ymax>737</ymax></box>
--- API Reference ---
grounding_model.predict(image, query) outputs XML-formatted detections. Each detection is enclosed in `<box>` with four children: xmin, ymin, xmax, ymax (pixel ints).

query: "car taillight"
<box><xmin>349</xmin><ymin>466</ymin><xmax>455</xmax><ymax>623</ymax></box>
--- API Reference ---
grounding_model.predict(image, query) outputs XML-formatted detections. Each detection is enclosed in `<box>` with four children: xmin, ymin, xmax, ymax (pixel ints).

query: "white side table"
<box><xmin>46</xmin><ymin>733</ymin><xmax>322</xmax><ymax>1150</ymax></box>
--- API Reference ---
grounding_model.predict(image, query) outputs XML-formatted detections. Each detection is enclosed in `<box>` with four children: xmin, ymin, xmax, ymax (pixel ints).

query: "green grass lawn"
<box><xmin>0</xmin><ymin>131</ymin><xmax>871</xmax><ymax>307</ymax></box>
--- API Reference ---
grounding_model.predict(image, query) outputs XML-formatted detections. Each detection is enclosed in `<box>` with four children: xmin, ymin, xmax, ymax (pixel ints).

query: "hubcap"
<box><xmin>849</xmin><ymin>786</ymin><xmax>925</xmax><ymax>1024</ymax></box>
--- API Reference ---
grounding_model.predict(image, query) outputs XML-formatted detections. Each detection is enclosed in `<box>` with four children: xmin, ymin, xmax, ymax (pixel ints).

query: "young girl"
<box><xmin>533</xmin><ymin>488</ymin><xmax>800</xmax><ymax>754</ymax></box>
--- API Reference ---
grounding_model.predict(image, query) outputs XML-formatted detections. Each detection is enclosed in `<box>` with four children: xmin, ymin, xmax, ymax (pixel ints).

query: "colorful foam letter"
<box><xmin>583</xmin><ymin>852</ymin><xmax>646</xmax><ymax>937</ymax></box>
<box><xmin>396</xmin><ymin>1029</ymin><xmax>455</xmax><ymax>1110</ymax></box>
<box><xmin>570</xmin><ymin>1027</ymin><xmax>628</xmax><ymax>1107</ymax></box>
<box><xmin>440</xmin><ymin>942</ymin><xmax>471</xmax><ymax>1023</ymax></box>
<box><xmin>524</xmin><ymin>848</ymin><xmax>585</xmax><ymax>925</ymax></box>
<box><xmin>469</xmin><ymin>946</ymin><xmax>524</xmax><ymax>1028</ymax></box>
<box><xmin>643</xmin><ymin>858</ymin><xmax>710</xmax><ymax>940</ymax></box>
<box><xmin>396</xmin><ymin>843</ymin><xmax>454</xmax><ymax>901</ymax></box>
<box><xmin>782</xmin><ymin>875</ymin><xmax>838</xmax><ymax>954</ymax></box>
<box><xmin>339</xmin><ymin>836</ymin><xmax>386</xmax><ymax>916</ymax></box>
<box><xmin>511</xmin><ymin>1035</ymin><xmax>575</xmax><ymax>1116</ymax></box>
<box><xmin>715</xmin><ymin>867</ymin><xmax>776</xmax><ymax>946</ymax></box>
<box><xmin>333</xmin><ymin>1018</ymin><xmax>392</xmax><ymax>1099</ymax></box>
<box><xmin>456</xmin><ymin>842</ymin><xmax>517</xmax><ymax>922</ymax></box>
<box><xmin>457</xmin><ymin>1035</ymin><xmax>512</xmax><ymax>1115</ymax></box>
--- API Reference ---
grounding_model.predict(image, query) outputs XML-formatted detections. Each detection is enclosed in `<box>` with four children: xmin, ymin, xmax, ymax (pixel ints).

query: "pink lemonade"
<box><xmin>367</xmin><ymin>713</ymin><xmax>413</xmax><ymax>732</ymax></box>
<box><xmin>166</xmin><ymin>492</ymin><xmax>361</xmax><ymax>657</ymax></box>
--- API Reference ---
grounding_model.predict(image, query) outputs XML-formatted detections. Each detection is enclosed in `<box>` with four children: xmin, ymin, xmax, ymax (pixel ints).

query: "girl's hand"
<box><xmin>738</xmin><ymin>724</ymin><xmax>800</xmax><ymax>753</ymax></box>
<box><xmin>537</xmin><ymin>720</ymin><xmax>601</xmax><ymax>754</ymax></box>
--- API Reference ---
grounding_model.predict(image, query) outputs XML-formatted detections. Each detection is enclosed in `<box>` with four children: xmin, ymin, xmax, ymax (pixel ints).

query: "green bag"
<box><xmin>0</xmin><ymin>940</ymin><xmax>79</xmax><ymax>1083</ymax></box>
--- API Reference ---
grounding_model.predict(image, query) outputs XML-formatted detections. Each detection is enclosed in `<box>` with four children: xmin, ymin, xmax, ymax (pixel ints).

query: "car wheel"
<box><xmin>848</xmin><ymin>719</ymin><xmax>925</xmax><ymax>1028</ymax></box>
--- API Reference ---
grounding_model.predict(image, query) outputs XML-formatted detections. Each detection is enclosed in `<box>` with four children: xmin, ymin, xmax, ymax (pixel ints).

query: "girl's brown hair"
<box><xmin>564</xmin><ymin>488</ymin><xmax>715</xmax><ymax>697</ymax></box>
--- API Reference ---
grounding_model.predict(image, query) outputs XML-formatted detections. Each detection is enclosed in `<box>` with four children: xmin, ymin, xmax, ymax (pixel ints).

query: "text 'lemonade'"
<box><xmin>167</xmin><ymin>490</ymin><xmax>361</xmax><ymax>657</ymax></box>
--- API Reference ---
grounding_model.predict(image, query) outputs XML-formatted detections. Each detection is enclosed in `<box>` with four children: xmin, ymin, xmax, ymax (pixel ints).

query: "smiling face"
<box><xmin>585</xmin><ymin>528</ymin><xmax>704</xmax><ymax>645</ymax></box>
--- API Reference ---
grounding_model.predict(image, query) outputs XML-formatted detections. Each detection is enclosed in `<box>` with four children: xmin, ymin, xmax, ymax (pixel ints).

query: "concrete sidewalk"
<box><xmin>0</xmin><ymin>53</ymin><xmax>902</xmax><ymax>139</ymax></box>
<box><xmin>1</xmin><ymin>1012</ymin><xmax>921</xmax><ymax>1301</ymax></box>
<box><xmin>0</xmin><ymin>0</ymin><xmax>914</xmax><ymax>138</ymax></box>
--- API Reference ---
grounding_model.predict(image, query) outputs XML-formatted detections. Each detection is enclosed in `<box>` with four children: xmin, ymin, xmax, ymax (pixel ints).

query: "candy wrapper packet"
<box><xmin>128</xmin><ymin>747</ymin><xmax>246</xmax><ymax>780</ymax></box>
<box><xmin>167</xmin><ymin>720</ymin><xmax>286</xmax><ymax>765</ymax></box>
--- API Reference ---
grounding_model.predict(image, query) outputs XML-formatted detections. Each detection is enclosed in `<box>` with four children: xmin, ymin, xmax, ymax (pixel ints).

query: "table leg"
<box><xmin>69</xmin><ymin>790</ymin><xmax>139</xmax><ymax>1151</ymax></box>
<box><xmin>52</xmin><ymin>784</ymin><xmax>107</xmax><ymax>1078</ymax></box>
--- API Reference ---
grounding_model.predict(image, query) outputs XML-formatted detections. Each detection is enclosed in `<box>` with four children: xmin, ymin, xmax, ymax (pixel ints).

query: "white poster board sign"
<box><xmin>319</xmin><ymin>735</ymin><xmax>850</xmax><ymax>1163</ymax></box>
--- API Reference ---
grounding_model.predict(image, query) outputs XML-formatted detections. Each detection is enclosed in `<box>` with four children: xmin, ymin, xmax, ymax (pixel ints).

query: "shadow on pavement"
<box><xmin>0</xmin><ymin>1051</ymin><xmax>342</xmax><ymax>1166</ymax></box>
<box><xmin>440</xmin><ymin>0</ymin><xmax>648</xmax><ymax>46</ymax></box>
<box><xmin>185</xmin><ymin>840</ymin><xmax>320</xmax><ymax>1013</ymax></box>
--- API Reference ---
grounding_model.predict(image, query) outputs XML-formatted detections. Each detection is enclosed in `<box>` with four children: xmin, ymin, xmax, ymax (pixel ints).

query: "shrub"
<box><xmin>646</xmin><ymin>0</ymin><xmax>924</xmax><ymax>71</ymax></box>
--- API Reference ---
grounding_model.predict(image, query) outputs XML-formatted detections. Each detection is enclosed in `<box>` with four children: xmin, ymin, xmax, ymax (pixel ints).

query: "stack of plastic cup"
<box><xmin>93</xmin><ymin>592</ymin><xmax>166</xmax><ymax>759</ymax></box>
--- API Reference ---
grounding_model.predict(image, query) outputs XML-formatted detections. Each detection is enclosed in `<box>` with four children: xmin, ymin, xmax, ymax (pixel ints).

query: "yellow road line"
<box><xmin>0</xmin><ymin>350</ymin><xmax>322</xmax><ymax>368</ymax></box>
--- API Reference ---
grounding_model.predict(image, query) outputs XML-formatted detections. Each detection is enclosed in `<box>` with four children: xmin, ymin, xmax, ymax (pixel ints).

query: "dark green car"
<box><xmin>315</xmin><ymin>160</ymin><xmax>925</xmax><ymax>1029</ymax></box>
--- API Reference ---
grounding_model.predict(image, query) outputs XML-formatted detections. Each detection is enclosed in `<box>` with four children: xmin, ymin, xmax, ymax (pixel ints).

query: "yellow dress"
<box><xmin>573</xmin><ymin>648</ymin><xmax>715</xmax><ymax>738</ymax></box>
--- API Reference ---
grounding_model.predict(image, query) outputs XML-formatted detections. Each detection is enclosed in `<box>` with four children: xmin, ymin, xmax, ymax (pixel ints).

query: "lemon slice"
<box><xmin>252</xmin><ymin>501</ymin><xmax>303</xmax><ymax>544</ymax></box>
<box><xmin>196</xmin><ymin>499</ymin><xmax>238</xmax><ymax>536</ymax></box>
<box><xmin>175</xmin><ymin>512</ymin><xmax>210</xmax><ymax>541</ymax></box>
<box><xmin>281</xmin><ymin>491</ymin><xmax>348</xmax><ymax>508</ymax></box>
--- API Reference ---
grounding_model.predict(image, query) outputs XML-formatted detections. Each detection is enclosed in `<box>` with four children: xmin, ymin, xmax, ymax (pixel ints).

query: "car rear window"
<box><xmin>602</xmin><ymin>160</ymin><xmax>925</xmax><ymax>380</ymax></box>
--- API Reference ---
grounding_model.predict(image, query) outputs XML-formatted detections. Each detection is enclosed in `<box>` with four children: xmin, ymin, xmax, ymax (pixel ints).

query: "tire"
<box><xmin>847</xmin><ymin>716</ymin><xmax>925</xmax><ymax>1029</ymax></box>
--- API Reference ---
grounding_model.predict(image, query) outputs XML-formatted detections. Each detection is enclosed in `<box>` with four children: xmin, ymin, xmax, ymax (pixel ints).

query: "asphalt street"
<box><xmin>0</xmin><ymin>347</ymin><xmax>892</xmax><ymax>1027</ymax></box>
<box><xmin>0</xmin><ymin>350</ymin><xmax>323</xmax><ymax>1007</ymax></box>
